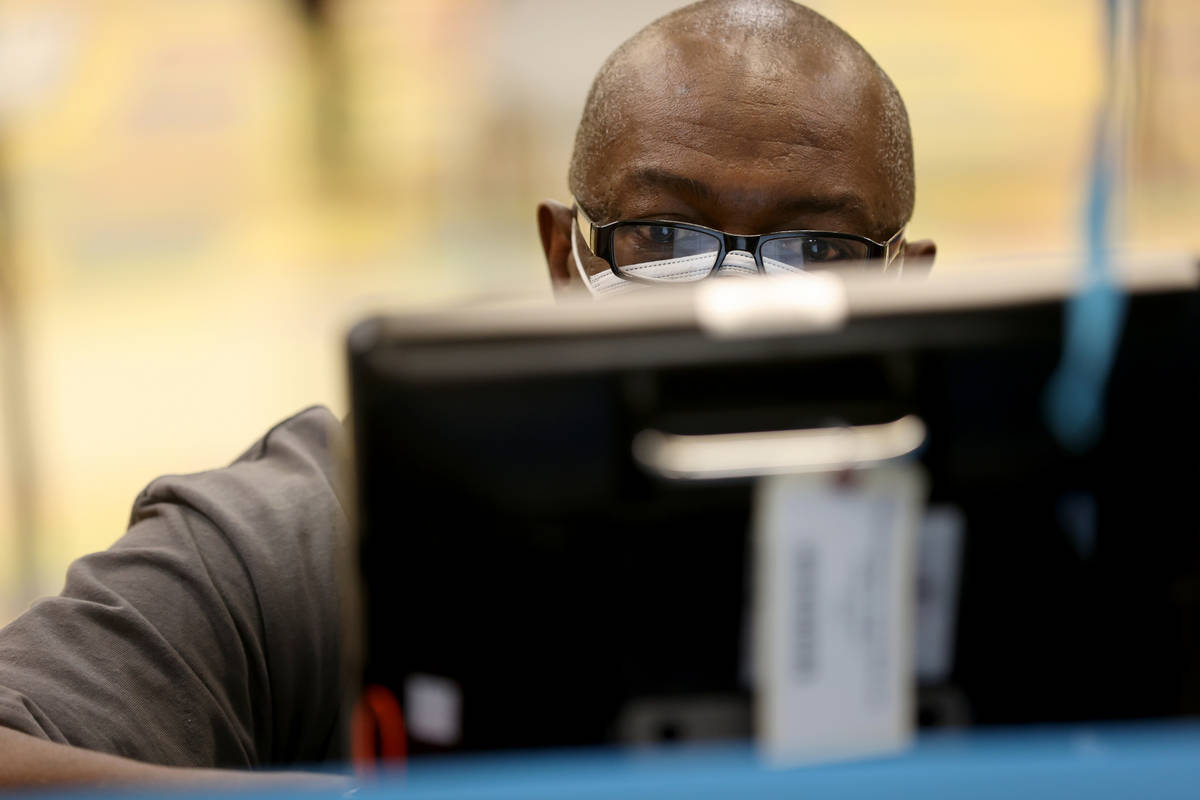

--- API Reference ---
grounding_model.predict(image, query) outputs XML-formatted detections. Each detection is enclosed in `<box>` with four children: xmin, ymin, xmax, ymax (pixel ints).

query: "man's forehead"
<box><xmin>585</xmin><ymin>29</ymin><xmax>890</xmax><ymax>227</ymax></box>
<box><xmin>620</xmin><ymin>82</ymin><xmax>860</xmax><ymax>167</ymax></box>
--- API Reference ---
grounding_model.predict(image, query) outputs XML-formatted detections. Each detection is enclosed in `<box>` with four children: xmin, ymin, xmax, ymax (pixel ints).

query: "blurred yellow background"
<box><xmin>0</xmin><ymin>0</ymin><xmax>1196</xmax><ymax>621</ymax></box>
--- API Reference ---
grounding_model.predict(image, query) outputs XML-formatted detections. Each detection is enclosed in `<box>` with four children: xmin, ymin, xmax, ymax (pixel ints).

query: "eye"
<box><xmin>646</xmin><ymin>225</ymin><xmax>676</xmax><ymax>245</ymax></box>
<box><xmin>804</xmin><ymin>238</ymin><xmax>835</xmax><ymax>261</ymax></box>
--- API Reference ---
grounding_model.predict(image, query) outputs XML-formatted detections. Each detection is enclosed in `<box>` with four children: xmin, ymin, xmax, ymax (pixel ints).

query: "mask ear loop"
<box><xmin>883</xmin><ymin>227</ymin><xmax>907</xmax><ymax>277</ymax></box>
<box><xmin>570</xmin><ymin>216</ymin><xmax>601</xmax><ymax>297</ymax></box>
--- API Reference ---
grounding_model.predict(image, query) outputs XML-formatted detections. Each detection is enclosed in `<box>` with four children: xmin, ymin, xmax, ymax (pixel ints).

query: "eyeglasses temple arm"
<box><xmin>574</xmin><ymin>205</ymin><xmax>601</xmax><ymax>255</ymax></box>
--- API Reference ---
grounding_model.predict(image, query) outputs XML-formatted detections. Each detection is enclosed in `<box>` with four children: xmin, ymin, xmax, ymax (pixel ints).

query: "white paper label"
<box><xmin>755</xmin><ymin>466</ymin><xmax>924</xmax><ymax>764</ymax></box>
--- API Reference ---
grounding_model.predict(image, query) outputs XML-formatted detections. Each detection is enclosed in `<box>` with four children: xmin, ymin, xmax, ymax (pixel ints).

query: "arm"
<box><xmin>0</xmin><ymin>408</ymin><xmax>352</xmax><ymax>778</ymax></box>
<box><xmin>0</xmin><ymin>726</ymin><xmax>351</xmax><ymax>790</ymax></box>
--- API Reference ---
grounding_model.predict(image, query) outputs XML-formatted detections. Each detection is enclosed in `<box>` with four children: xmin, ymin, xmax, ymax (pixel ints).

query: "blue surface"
<box><xmin>23</xmin><ymin>720</ymin><xmax>1200</xmax><ymax>798</ymax></box>
<box><xmin>357</xmin><ymin>720</ymin><xmax>1200</xmax><ymax>799</ymax></box>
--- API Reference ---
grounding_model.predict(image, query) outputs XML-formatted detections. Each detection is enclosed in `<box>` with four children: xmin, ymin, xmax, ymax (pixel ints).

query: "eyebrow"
<box><xmin>626</xmin><ymin>167</ymin><xmax>869</xmax><ymax>220</ymax></box>
<box><xmin>629</xmin><ymin>168</ymin><xmax>718</xmax><ymax>203</ymax></box>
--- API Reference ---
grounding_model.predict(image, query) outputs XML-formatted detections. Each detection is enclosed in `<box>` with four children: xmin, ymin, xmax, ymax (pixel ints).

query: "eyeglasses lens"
<box><xmin>760</xmin><ymin>236</ymin><xmax>871</xmax><ymax>271</ymax></box>
<box><xmin>611</xmin><ymin>224</ymin><xmax>721</xmax><ymax>282</ymax></box>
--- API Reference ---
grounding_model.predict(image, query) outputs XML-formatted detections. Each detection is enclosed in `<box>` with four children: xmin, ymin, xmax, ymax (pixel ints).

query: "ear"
<box><xmin>903</xmin><ymin>238</ymin><xmax>937</xmax><ymax>275</ymax></box>
<box><xmin>537</xmin><ymin>199</ymin><xmax>577</xmax><ymax>294</ymax></box>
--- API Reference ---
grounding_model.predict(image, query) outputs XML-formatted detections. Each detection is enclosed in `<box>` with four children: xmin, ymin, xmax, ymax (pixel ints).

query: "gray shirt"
<box><xmin>0</xmin><ymin>407</ymin><xmax>350</xmax><ymax>768</ymax></box>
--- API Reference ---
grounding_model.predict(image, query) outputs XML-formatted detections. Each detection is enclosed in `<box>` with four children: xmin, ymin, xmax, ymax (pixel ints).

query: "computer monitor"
<box><xmin>347</xmin><ymin>260</ymin><xmax>1200</xmax><ymax>755</ymax></box>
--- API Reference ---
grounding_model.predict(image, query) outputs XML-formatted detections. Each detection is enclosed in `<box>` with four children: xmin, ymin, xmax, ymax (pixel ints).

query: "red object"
<box><xmin>352</xmin><ymin>684</ymin><xmax>407</xmax><ymax>772</ymax></box>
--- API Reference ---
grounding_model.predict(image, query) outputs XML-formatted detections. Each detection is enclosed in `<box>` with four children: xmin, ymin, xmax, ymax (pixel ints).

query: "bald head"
<box><xmin>568</xmin><ymin>0</ymin><xmax>914</xmax><ymax>237</ymax></box>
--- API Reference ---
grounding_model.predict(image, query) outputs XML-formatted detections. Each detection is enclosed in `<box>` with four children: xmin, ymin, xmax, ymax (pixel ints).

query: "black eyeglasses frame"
<box><xmin>574</xmin><ymin>204</ymin><xmax>907</xmax><ymax>283</ymax></box>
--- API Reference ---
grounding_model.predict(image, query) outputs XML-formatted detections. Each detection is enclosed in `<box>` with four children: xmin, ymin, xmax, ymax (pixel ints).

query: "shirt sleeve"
<box><xmin>0</xmin><ymin>406</ymin><xmax>352</xmax><ymax>769</ymax></box>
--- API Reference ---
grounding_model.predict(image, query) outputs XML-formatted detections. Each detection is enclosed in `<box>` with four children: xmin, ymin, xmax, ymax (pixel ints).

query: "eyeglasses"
<box><xmin>575</xmin><ymin>205</ymin><xmax>906</xmax><ymax>284</ymax></box>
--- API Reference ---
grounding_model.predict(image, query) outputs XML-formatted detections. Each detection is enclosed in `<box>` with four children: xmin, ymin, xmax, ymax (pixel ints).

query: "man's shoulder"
<box><xmin>128</xmin><ymin>405</ymin><xmax>352</xmax><ymax>551</ymax></box>
<box><xmin>229</xmin><ymin>405</ymin><xmax>347</xmax><ymax>471</ymax></box>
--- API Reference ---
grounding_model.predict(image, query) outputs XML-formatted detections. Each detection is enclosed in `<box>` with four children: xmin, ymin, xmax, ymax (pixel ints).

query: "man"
<box><xmin>0</xmin><ymin>0</ymin><xmax>933</xmax><ymax>787</ymax></box>
<box><xmin>538</xmin><ymin>0</ymin><xmax>933</xmax><ymax>296</ymax></box>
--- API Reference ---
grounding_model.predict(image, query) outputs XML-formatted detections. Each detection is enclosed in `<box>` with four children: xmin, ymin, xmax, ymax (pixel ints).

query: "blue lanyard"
<box><xmin>1044</xmin><ymin>0</ymin><xmax>1139</xmax><ymax>452</ymax></box>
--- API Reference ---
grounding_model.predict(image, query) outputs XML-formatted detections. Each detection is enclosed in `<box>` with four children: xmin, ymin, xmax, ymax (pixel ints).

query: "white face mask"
<box><xmin>571</xmin><ymin>218</ymin><xmax>808</xmax><ymax>298</ymax></box>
